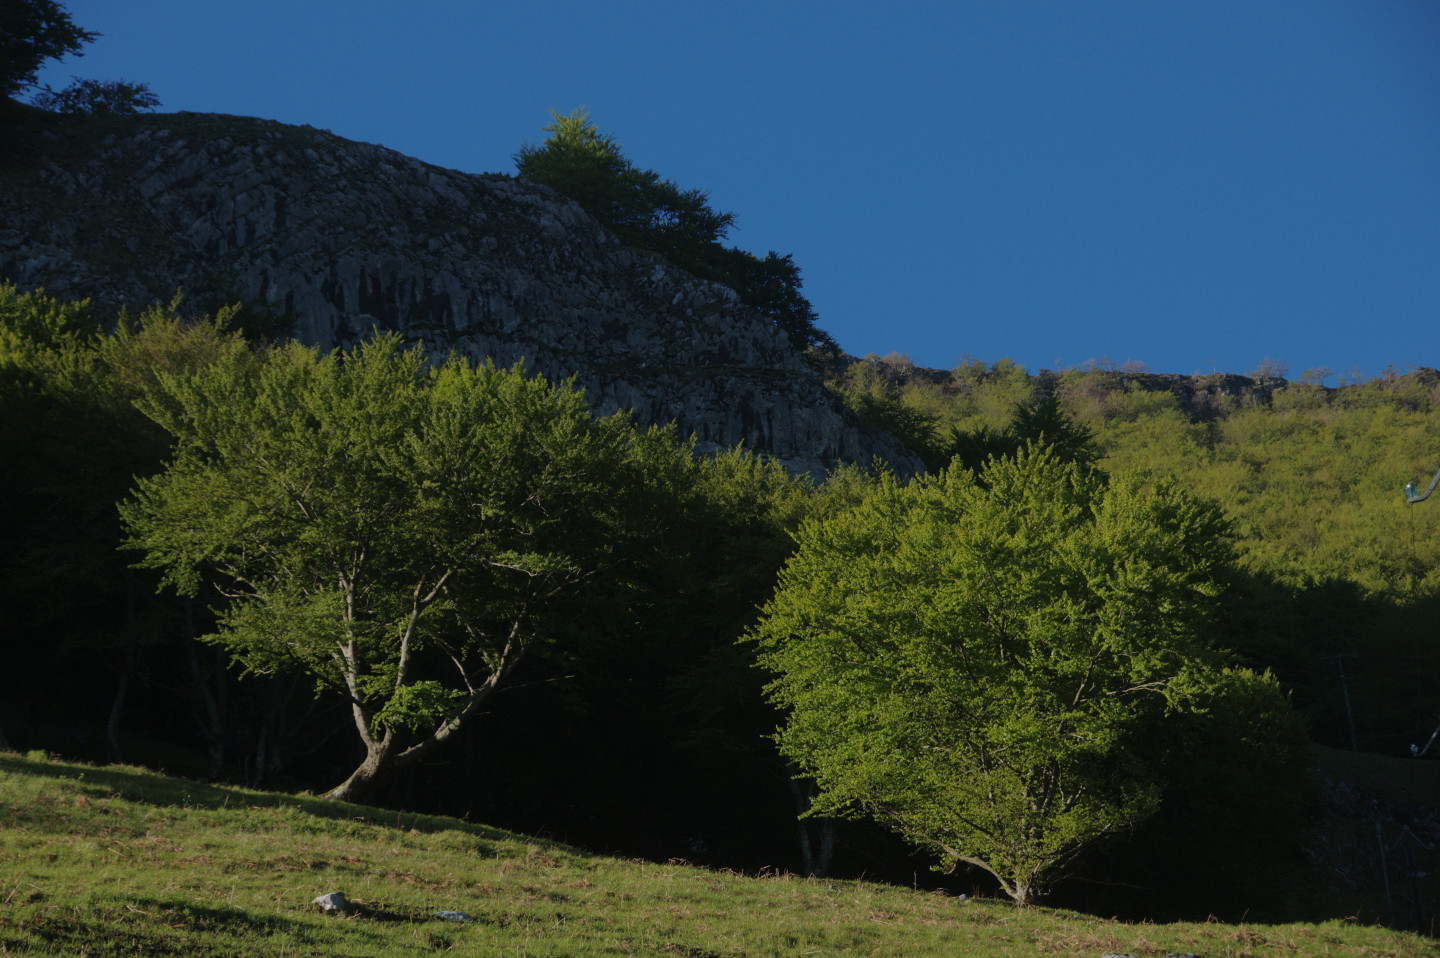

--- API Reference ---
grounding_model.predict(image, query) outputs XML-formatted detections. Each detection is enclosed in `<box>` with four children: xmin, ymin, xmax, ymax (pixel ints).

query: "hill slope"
<box><xmin>0</xmin><ymin>753</ymin><xmax>1430</xmax><ymax>957</ymax></box>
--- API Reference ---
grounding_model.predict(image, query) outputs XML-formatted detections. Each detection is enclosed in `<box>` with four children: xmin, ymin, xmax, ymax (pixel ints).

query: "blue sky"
<box><xmin>36</xmin><ymin>1</ymin><xmax>1440</xmax><ymax>381</ymax></box>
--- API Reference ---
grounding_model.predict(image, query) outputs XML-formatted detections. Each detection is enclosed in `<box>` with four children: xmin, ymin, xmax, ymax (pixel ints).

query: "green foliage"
<box><xmin>830</xmin><ymin>354</ymin><xmax>1097</xmax><ymax>476</ymax></box>
<box><xmin>945</xmin><ymin>395</ymin><xmax>1098</xmax><ymax>474</ymax></box>
<box><xmin>947</xmin><ymin>357</ymin><xmax>1035</xmax><ymax>428</ymax></box>
<box><xmin>0</xmin><ymin>0</ymin><xmax>96</xmax><ymax>99</ymax></box>
<box><xmin>828</xmin><ymin>356</ymin><xmax>946</xmax><ymax>468</ymax></box>
<box><xmin>0</xmin><ymin>285</ymin><xmax>244</xmax><ymax>626</ymax></box>
<box><xmin>515</xmin><ymin>108</ymin><xmax>735</xmax><ymax>257</ymax></box>
<box><xmin>371</xmin><ymin>680</ymin><xmax>466</xmax><ymax>736</ymax></box>
<box><xmin>30</xmin><ymin>75</ymin><xmax>160</xmax><ymax>115</ymax></box>
<box><xmin>515</xmin><ymin>109</ymin><xmax>836</xmax><ymax>354</ymax></box>
<box><xmin>826</xmin><ymin>356</ymin><xmax>1440</xmax><ymax>752</ymax></box>
<box><xmin>830</xmin><ymin>356</ymin><xmax>1065</xmax><ymax>470</ymax></box>
<box><xmin>750</xmin><ymin>449</ymin><xmax>1244</xmax><ymax>904</ymax></box>
<box><xmin>120</xmin><ymin>333</ymin><xmax>698</xmax><ymax>798</ymax></box>
<box><xmin>848</xmin><ymin>391</ymin><xmax>945</xmax><ymax>468</ymax></box>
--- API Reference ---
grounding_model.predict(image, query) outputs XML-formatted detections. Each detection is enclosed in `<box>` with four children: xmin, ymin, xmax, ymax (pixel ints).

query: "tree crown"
<box><xmin>1</xmin><ymin>0</ymin><xmax>97</xmax><ymax>99</ymax></box>
<box><xmin>515</xmin><ymin>109</ymin><xmax>835</xmax><ymax>356</ymax></box>
<box><xmin>749</xmin><ymin>448</ymin><xmax>1239</xmax><ymax>903</ymax></box>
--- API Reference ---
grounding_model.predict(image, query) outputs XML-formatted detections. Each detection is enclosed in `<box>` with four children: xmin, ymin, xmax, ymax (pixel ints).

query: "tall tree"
<box><xmin>749</xmin><ymin>448</ymin><xmax>1247</xmax><ymax>904</ymax></box>
<box><xmin>515</xmin><ymin>109</ymin><xmax>836</xmax><ymax>355</ymax></box>
<box><xmin>0</xmin><ymin>0</ymin><xmax>96</xmax><ymax>99</ymax></box>
<box><xmin>514</xmin><ymin>107</ymin><xmax>735</xmax><ymax>260</ymax></box>
<box><xmin>121</xmin><ymin>335</ymin><xmax>696</xmax><ymax>801</ymax></box>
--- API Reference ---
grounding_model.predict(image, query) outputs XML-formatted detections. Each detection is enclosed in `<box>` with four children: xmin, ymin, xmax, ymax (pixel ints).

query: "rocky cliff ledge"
<box><xmin>0</xmin><ymin>110</ymin><xmax>922</xmax><ymax>477</ymax></box>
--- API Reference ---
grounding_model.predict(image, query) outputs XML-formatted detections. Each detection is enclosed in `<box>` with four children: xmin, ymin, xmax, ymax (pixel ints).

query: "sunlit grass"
<box><xmin>0</xmin><ymin>753</ymin><xmax>1430</xmax><ymax>956</ymax></box>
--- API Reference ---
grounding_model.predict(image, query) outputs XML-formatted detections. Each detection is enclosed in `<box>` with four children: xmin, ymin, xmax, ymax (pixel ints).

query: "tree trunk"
<box><xmin>787</xmin><ymin>770</ymin><xmax>836</xmax><ymax>878</ymax></box>
<box><xmin>186</xmin><ymin>600</ymin><xmax>229</xmax><ymax>779</ymax></box>
<box><xmin>322</xmin><ymin>623</ymin><xmax>521</xmax><ymax>803</ymax></box>
<box><xmin>188</xmin><ymin>641</ymin><xmax>227</xmax><ymax>779</ymax></box>
<box><xmin>815</xmin><ymin>818</ymin><xmax>836</xmax><ymax>878</ymax></box>
<box><xmin>324</xmin><ymin>744</ymin><xmax>390</xmax><ymax>803</ymax></box>
<box><xmin>105</xmin><ymin>634</ymin><xmax>138</xmax><ymax>764</ymax></box>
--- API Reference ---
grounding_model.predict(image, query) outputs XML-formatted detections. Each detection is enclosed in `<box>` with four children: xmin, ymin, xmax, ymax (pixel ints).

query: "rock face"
<box><xmin>0</xmin><ymin>110</ymin><xmax>922</xmax><ymax>477</ymax></box>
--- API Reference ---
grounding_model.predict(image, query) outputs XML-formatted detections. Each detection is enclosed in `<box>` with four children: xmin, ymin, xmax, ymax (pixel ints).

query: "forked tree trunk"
<box><xmin>324</xmin><ymin>745</ymin><xmax>390</xmax><ymax>803</ymax></box>
<box><xmin>322</xmin><ymin>621</ymin><xmax>524</xmax><ymax>804</ymax></box>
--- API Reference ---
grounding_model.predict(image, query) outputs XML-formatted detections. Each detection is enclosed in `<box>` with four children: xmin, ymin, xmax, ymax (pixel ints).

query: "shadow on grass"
<box><xmin>8</xmin><ymin>897</ymin><xmax>327</xmax><ymax>957</ymax></box>
<box><xmin>0</xmin><ymin>752</ymin><xmax>558</xmax><ymax>851</ymax></box>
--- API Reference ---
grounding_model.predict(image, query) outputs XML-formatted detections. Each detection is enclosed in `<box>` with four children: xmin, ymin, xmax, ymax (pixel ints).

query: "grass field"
<box><xmin>0</xmin><ymin>752</ymin><xmax>1432</xmax><ymax>957</ymax></box>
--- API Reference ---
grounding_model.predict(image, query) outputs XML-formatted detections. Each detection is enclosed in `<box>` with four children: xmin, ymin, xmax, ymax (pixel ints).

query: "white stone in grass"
<box><xmin>313</xmin><ymin>892</ymin><xmax>349</xmax><ymax>912</ymax></box>
<box><xmin>432</xmin><ymin>911</ymin><xmax>474</xmax><ymax>923</ymax></box>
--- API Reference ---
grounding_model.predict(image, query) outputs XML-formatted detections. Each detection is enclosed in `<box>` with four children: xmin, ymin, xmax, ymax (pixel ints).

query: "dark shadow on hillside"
<box><xmin>0</xmin><ymin>753</ymin><xmax>565</xmax><ymax>852</ymax></box>
<box><xmin>11</xmin><ymin>898</ymin><xmax>327</xmax><ymax>957</ymax></box>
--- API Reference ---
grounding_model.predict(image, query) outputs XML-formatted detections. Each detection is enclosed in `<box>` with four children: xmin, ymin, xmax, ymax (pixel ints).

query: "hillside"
<box><xmin>0</xmin><ymin>753</ymin><xmax>1432</xmax><ymax>957</ymax></box>
<box><xmin>4</xmin><ymin>99</ymin><xmax>1440</xmax><ymax>936</ymax></box>
<box><xmin>0</xmin><ymin>106</ymin><xmax>920</xmax><ymax>477</ymax></box>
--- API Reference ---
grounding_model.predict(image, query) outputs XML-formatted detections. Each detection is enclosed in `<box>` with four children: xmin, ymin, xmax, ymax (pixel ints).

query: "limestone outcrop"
<box><xmin>0</xmin><ymin>110</ymin><xmax>922</xmax><ymax>476</ymax></box>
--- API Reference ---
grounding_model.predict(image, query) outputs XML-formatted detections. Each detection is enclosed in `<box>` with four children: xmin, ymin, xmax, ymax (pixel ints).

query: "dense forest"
<box><xmin>828</xmin><ymin>351</ymin><xmax>1440</xmax><ymax>753</ymax></box>
<box><xmin>3</xmin><ymin>280</ymin><xmax>1438</xmax><ymax>921</ymax></box>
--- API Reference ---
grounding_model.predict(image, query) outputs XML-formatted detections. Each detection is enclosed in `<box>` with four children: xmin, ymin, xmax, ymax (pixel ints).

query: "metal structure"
<box><xmin>1376</xmin><ymin>821</ymin><xmax>1436</xmax><ymax>934</ymax></box>
<box><xmin>1411</xmin><ymin>720</ymin><xmax>1440</xmax><ymax>757</ymax></box>
<box><xmin>1320</xmin><ymin>653</ymin><xmax>1361</xmax><ymax>751</ymax></box>
<box><xmin>1404</xmin><ymin>465</ymin><xmax>1440</xmax><ymax>504</ymax></box>
<box><xmin>1404</xmin><ymin>463</ymin><xmax>1438</xmax><ymax>758</ymax></box>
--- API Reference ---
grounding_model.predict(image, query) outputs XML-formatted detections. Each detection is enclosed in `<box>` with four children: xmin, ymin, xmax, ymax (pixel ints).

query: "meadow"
<box><xmin>0</xmin><ymin>753</ymin><xmax>1430</xmax><ymax>957</ymax></box>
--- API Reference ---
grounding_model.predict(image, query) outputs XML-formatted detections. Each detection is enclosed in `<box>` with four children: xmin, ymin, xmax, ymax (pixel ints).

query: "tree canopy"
<box><xmin>749</xmin><ymin>447</ymin><xmax>1243</xmax><ymax>904</ymax></box>
<box><xmin>31</xmin><ymin>76</ymin><xmax>159</xmax><ymax>115</ymax></box>
<box><xmin>0</xmin><ymin>0</ymin><xmax>96</xmax><ymax>99</ymax></box>
<box><xmin>515</xmin><ymin>108</ymin><xmax>735</xmax><ymax>261</ymax></box>
<box><xmin>515</xmin><ymin>109</ymin><xmax>836</xmax><ymax>356</ymax></box>
<box><xmin>120</xmin><ymin>334</ymin><xmax>697</xmax><ymax>800</ymax></box>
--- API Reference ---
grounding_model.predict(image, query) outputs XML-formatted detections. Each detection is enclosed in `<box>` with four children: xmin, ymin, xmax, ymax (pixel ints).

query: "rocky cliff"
<box><xmin>0</xmin><ymin>109</ymin><xmax>922</xmax><ymax>477</ymax></box>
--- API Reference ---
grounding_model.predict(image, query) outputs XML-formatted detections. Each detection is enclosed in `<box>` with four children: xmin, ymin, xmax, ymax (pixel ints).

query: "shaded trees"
<box><xmin>944</xmin><ymin>394</ymin><xmax>1098</xmax><ymax>474</ymax></box>
<box><xmin>0</xmin><ymin>286</ymin><xmax>245</xmax><ymax>763</ymax></box>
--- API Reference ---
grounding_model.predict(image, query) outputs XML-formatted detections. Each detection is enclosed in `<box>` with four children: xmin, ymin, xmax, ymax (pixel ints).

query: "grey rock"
<box><xmin>0</xmin><ymin>112</ymin><xmax>922</xmax><ymax>478</ymax></box>
<box><xmin>432</xmin><ymin>910</ymin><xmax>474</xmax><ymax>923</ymax></box>
<box><xmin>312</xmin><ymin>891</ymin><xmax>348</xmax><ymax>912</ymax></box>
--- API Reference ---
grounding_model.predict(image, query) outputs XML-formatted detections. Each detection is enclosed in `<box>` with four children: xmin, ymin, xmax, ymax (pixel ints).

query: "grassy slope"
<box><xmin>0</xmin><ymin>755</ymin><xmax>1430</xmax><ymax>957</ymax></box>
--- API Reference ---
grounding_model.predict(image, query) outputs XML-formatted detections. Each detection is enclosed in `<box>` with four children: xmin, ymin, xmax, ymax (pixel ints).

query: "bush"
<box><xmin>31</xmin><ymin>77</ymin><xmax>159</xmax><ymax>115</ymax></box>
